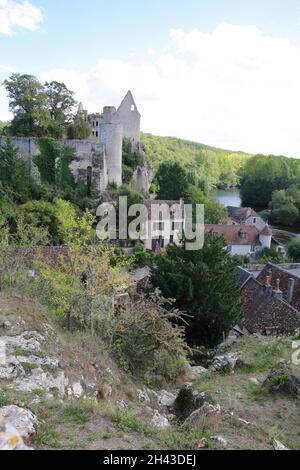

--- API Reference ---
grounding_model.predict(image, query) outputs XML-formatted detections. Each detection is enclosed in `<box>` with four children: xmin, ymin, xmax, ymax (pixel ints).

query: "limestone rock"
<box><xmin>262</xmin><ymin>362</ymin><xmax>300</xmax><ymax>400</ymax></box>
<box><xmin>0</xmin><ymin>418</ymin><xmax>33</xmax><ymax>450</ymax></box>
<box><xmin>68</xmin><ymin>382</ymin><xmax>84</xmax><ymax>398</ymax></box>
<box><xmin>1</xmin><ymin>331</ymin><xmax>44</xmax><ymax>355</ymax></box>
<box><xmin>210</xmin><ymin>353</ymin><xmax>239</xmax><ymax>373</ymax></box>
<box><xmin>0</xmin><ymin>356</ymin><xmax>25</xmax><ymax>380</ymax></box>
<box><xmin>13</xmin><ymin>368</ymin><xmax>69</xmax><ymax>397</ymax></box>
<box><xmin>186</xmin><ymin>364</ymin><xmax>208</xmax><ymax>380</ymax></box>
<box><xmin>185</xmin><ymin>403</ymin><xmax>221</xmax><ymax>428</ymax></box>
<box><xmin>211</xmin><ymin>435</ymin><xmax>228</xmax><ymax>448</ymax></box>
<box><xmin>0</xmin><ymin>406</ymin><xmax>38</xmax><ymax>438</ymax></box>
<box><xmin>151</xmin><ymin>410</ymin><xmax>169</xmax><ymax>428</ymax></box>
<box><xmin>249</xmin><ymin>377</ymin><xmax>259</xmax><ymax>386</ymax></box>
<box><xmin>137</xmin><ymin>389</ymin><xmax>150</xmax><ymax>403</ymax></box>
<box><xmin>157</xmin><ymin>390</ymin><xmax>176</xmax><ymax>408</ymax></box>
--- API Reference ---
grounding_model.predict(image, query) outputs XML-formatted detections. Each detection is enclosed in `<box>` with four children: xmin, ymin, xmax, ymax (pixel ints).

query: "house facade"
<box><xmin>205</xmin><ymin>224</ymin><xmax>272</xmax><ymax>256</ymax></box>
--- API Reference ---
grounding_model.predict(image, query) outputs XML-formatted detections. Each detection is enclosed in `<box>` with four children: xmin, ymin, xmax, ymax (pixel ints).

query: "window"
<box><xmin>131</xmin><ymin>105</ymin><xmax>135</xmax><ymax>112</ymax></box>
<box><xmin>153</xmin><ymin>222</ymin><xmax>164</xmax><ymax>231</ymax></box>
<box><xmin>96</xmin><ymin>121</ymin><xmax>99</xmax><ymax>126</ymax></box>
<box><xmin>251</xmin><ymin>245</ymin><xmax>256</xmax><ymax>253</ymax></box>
<box><xmin>253</xmin><ymin>218</ymin><xmax>257</xmax><ymax>224</ymax></box>
<box><xmin>96</xmin><ymin>131</ymin><xmax>99</xmax><ymax>137</ymax></box>
<box><xmin>92</xmin><ymin>131</ymin><xmax>95</xmax><ymax>136</ymax></box>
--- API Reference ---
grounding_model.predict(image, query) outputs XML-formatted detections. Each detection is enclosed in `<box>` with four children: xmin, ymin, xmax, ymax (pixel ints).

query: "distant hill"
<box><xmin>141</xmin><ymin>133</ymin><xmax>252</xmax><ymax>189</ymax></box>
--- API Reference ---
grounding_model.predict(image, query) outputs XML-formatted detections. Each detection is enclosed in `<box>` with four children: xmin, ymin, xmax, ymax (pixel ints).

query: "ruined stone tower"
<box><xmin>99</xmin><ymin>106</ymin><xmax>123</xmax><ymax>186</ymax></box>
<box><xmin>0</xmin><ymin>91</ymin><xmax>151</xmax><ymax>193</ymax></box>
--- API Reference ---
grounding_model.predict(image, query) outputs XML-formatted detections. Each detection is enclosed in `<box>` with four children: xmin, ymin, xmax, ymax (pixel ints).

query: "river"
<box><xmin>210</xmin><ymin>188</ymin><xmax>242</xmax><ymax>208</ymax></box>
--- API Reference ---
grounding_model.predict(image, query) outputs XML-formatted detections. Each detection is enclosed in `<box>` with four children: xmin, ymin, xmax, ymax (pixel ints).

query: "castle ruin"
<box><xmin>0</xmin><ymin>91</ymin><xmax>151</xmax><ymax>193</ymax></box>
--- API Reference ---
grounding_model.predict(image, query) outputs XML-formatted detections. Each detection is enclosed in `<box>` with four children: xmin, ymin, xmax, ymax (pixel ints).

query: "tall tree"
<box><xmin>45</xmin><ymin>81</ymin><xmax>76</xmax><ymax>138</ymax></box>
<box><xmin>155</xmin><ymin>162</ymin><xmax>189</xmax><ymax>200</ymax></box>
<box><xmin>151</xmin><ymin>234</ymin><xmax>242</xmax><ymax>348</ymax></box>
<box><xmin>3</xmin><ymin>74</ymin><xmax>50</xmax><ymax>137</ymax></box>
<box><xmin>0</xmin><ymin>139</ymin><xmax>33</xmax><ymax>202</ymax></box>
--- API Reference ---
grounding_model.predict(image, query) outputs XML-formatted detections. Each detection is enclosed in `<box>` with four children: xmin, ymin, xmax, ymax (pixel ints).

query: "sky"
<box><xmin>1</xmin><ymin>0</ymin><xmax>300</xmax><ymax>157</ymax></box>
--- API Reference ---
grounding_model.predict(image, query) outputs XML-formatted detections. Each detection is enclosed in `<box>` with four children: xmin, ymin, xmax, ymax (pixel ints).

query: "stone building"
<box><xmin>240</xmin><ymin>266</ymin><xmax>300</xmax><ymax>336</ymax></box>
<box><xmin>0</xmin><ymin>91</ymin><xmax>151</xmax><ymax>193</ymax></box>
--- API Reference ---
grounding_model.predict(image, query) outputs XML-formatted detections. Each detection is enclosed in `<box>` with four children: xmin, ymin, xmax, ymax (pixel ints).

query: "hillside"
<box><xmin>1</xmin><ymin>291</ymin><xmax>299</xmax><ymax>450</ymax></box>
<box><xmin>141</xmin><ymin>133</ymin><xmax>252</xmax><ymax>190</ymax></box>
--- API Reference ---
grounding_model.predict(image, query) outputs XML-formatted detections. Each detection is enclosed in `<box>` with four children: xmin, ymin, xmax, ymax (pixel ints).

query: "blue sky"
<box><xmin>1</xmin><ymin>0</ymin><xmax>300</xmax><ymax>156</ymax></box>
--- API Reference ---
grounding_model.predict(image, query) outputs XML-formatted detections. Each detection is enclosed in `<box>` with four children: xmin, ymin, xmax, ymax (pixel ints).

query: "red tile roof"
<box><xmin>257</xmin><ymin>264</ymin><xmax>300</xmax><ymax>311</ymax></box>
<box><xmin>205</xmin><ymin>225</ymin><xmax>261</xmax><ymax>246</ymax></box>
<box><xmin>241</xmin><ymin>277</ymin><xmax>300</xmax><ymax>336</ymax></box>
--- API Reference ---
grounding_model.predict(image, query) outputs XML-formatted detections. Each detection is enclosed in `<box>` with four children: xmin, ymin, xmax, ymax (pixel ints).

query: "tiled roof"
<box><xmin>260</xmin><ymin>225</ymin><xmax>273</xmax><ymax>236</ymax></box>
<box><xmin>228</xmin><ymin>206</ymin><xmax>260</xmax><ymax>223</ymax></box>
<box><xmin>257</xmin><ymin>264</ymin><xmax>300</xmax><ymax>311</ymax></box>
<box><xmin>241</xmin><ymin>277</ymin><xmax>300</xmax><ymax>336</ymax></box>
<box><xmin>205</xmin><ymin>225</ymin><xmax>261</xmax><ymax>246</ymax></box>
<box><xmin>235</xmin><ymin>266</ymin><xmax>253</xmax><ymax>288</ymax></box>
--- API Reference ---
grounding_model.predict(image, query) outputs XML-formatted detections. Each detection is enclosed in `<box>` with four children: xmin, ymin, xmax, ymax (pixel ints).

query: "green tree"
<box><xmin>205</xmin><ymin>200</ymin><xmax>229</xmax><ymax>224</ymax></box>
<box><xmin>45</xmin><ymin>81</ymin><xmax>76</xmax><ymax>138</ymax></box>
<box><xmin>3</xmin><ymin>74</ymin><xmax>50</xmax><ymax>136</ymax></box>
<box><xmin>0</xmin><ymin>139</ymin><xmax>33</xmax><ymax>202</ymax></box>
<box><xmin>155</xmin><ymin>162</ymin><xmax>189</xmax><ymax>200</ymax></box>
<box><xmin>287</xmin><ymin>237</ymin><xmax>300</xmax><ymax>262</ymax></box>
<box><xmin>151</xmin><ymin>234</ymin><xmax>242</xmax><ymax>348</ymax></box>
<box><xmin>67</xmin><ymin>113</ymin><xmax>91</xmax><ymax>140</ymax></box>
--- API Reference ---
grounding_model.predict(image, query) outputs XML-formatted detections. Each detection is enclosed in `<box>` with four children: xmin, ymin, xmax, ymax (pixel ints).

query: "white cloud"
<box><xmin>3</xmin><ymin>23</ymin><xmax>300</xmax><ymax>157</ymax></box>
<box><xmin>0</xmin><ymin>0</ymin><xmax>43</xmax><ymax>35</ymax></box>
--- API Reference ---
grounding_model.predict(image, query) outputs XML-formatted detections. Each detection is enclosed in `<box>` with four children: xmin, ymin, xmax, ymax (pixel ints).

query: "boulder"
<box><xmin>0</xmin><ymin>356</ymin><xmax>25</xmax><ymax>380</ymax></box>
<box><xmin>157</xmin><ymin>390</ymin><xmax>176</xmax><ymax>408</ymax></box>
<box><xmin>137</xmin><ymin>389</ymin><xmax>151</xmax><ymax>403</ymax></box>
<box><xmin>151</xmin><ymin>410</ymin><xmax>169</xmax><ymax>428</ymax></box>
<box><xmin>211</xmin><ymin>435</ymin><xmax>228</xmax><ymax>448</ymax></box>
<box><xmin>0</xmin><ymin>418</ymin><xmax>33</xmax><ymax>450</ymax></box>
<box><xmin>210</xmin><ymin>353</ymin><xmax>239</xmax><ymax>373</ymax></box>
<box><xmin>0</xmin><ymin>406</ymin><xmax>38</xmax><ymax>438</ymax></box>
<box><xmin>186</xmin><ymin>364</ymin><xmax>209</xmax><ymax>380</ymax></box>
<box><xmin>13</xmin><ymin>368</ymin><xmax>69</xmax><ymax>397</ymax></box>
<box><xmin>262</xmin><ymin>362</ymin><xmax>300</xmax><ymax>400</ymax></box>
<box><xmin>185</xmin><ymin>403</ymin><xmax>221</xmax><ymax>428</ymax></box>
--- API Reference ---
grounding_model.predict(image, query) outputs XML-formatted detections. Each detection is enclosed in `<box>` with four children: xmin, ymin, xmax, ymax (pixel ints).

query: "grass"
<box><xmin>62</xmin><ymin>403</ymin><xmax>93</xmax><ymax>425</ymax></box>
<box><xmin>34</xmin><ymin>429</ymin><xmax>61</xmax><ymax>448</ymax></box>
<box><xmin>112</xmin><ymin>410</ymin><xmax>153</xmax><ymax>437</ymax></box>
<box><xmin>20</xmin><ymin>362</ymin><xmax>39</xmax><ymax>374</ymax></box>
<box><xmin>234</xmin><ymin>337</ymin><xmax>290</xmax><ymax>373</ymax></box>
<box><xmin>0</xmin><ymin>389</ymin><xmax>9</xmax><ymax>407</ymax></box>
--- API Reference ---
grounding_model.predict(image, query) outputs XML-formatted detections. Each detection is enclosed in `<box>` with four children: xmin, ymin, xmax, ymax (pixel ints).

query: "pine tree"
<box><xmin>151</xmin><ymin>233</ymin><xmax>242</xmax><ymax>348</ymax></box>
<box><xmin>0</xmin><ymin>139</ymin><xmax>33</xmax><ymax>202</ymax></box>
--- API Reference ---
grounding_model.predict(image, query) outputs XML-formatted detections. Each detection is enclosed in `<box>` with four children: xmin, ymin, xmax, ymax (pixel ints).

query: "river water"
<box><xmin>210</xmin><ymin>188</ymin><xmax>242</xmax><ymax>208</ymax></box>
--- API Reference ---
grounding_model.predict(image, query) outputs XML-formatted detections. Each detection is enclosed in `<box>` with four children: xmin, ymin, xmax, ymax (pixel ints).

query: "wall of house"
<box><xmin>230</xmin><ymin>245</ymin><xmax>258</xmax><ymax>256</ymax></box>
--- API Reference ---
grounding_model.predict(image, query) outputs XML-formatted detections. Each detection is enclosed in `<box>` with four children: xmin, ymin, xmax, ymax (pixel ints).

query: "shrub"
<box><xmin>112</xmin><ymin>291</ymin><xmax>188</xmax><ymax>384</ymax></box>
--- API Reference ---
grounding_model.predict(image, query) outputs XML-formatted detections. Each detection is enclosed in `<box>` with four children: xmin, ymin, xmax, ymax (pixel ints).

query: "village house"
<box><xmin>227</xmin><ymin>206</ymin><xmax>285</xmax><ymax>254</ymax></box>
<box><xmin>205</xmin><ymin>224</ymin><xmax>273</xmax><ymax>256</ymax></box>
<box><xmin>238</xmin><ymin>263</ymin><xmax>300</xmax><ymax>336</ymax></box>
<box><xmin>142</xmin><ymin>200</ymin><xmax>185</xmax><ymax>252</ymax></box>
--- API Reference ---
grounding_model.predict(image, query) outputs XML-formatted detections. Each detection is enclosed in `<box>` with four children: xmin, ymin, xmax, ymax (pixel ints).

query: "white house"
<box><xmin>205</xmin><ymin>224</ymin><xmax>272</xmax><ymax>256</ymax></box>
<box><xmin>142</xmin><ymin>200</ymin><xmax>185</xmax><ymax>252</ymax></box>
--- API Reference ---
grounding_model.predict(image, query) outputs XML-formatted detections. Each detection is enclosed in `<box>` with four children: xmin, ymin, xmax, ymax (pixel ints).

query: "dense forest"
<box><xmin>141</xmin><ymin>133</ymin><xmax>252</xmax><ymax>191</ymax></box>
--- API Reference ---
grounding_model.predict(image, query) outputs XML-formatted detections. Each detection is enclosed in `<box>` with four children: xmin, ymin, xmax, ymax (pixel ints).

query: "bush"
<box><xmin>112</xmin><ymin>291</ymin><xmax>188</xmax><ymax>384</ymax></box>
<box><xmin>287</xmin><ymin>237</ymin><xmax>300</xmax><ymax>262</ymax></box>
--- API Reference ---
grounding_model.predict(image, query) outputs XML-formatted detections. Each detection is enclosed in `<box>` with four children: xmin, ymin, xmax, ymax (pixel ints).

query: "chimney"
<box><xmin>265</xmin><ymin>270</ymin><xmax>273</xmax><ymax>296</ymax></box>
<box><xmin>287</xmin><ymin>278</ymin><xmax>295</xmax><ymax>304</ymax></box>
<box><xmin>272</xmin><ymin>278</ymin><xmax>283</xmax><ymax>301</ymax></box>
